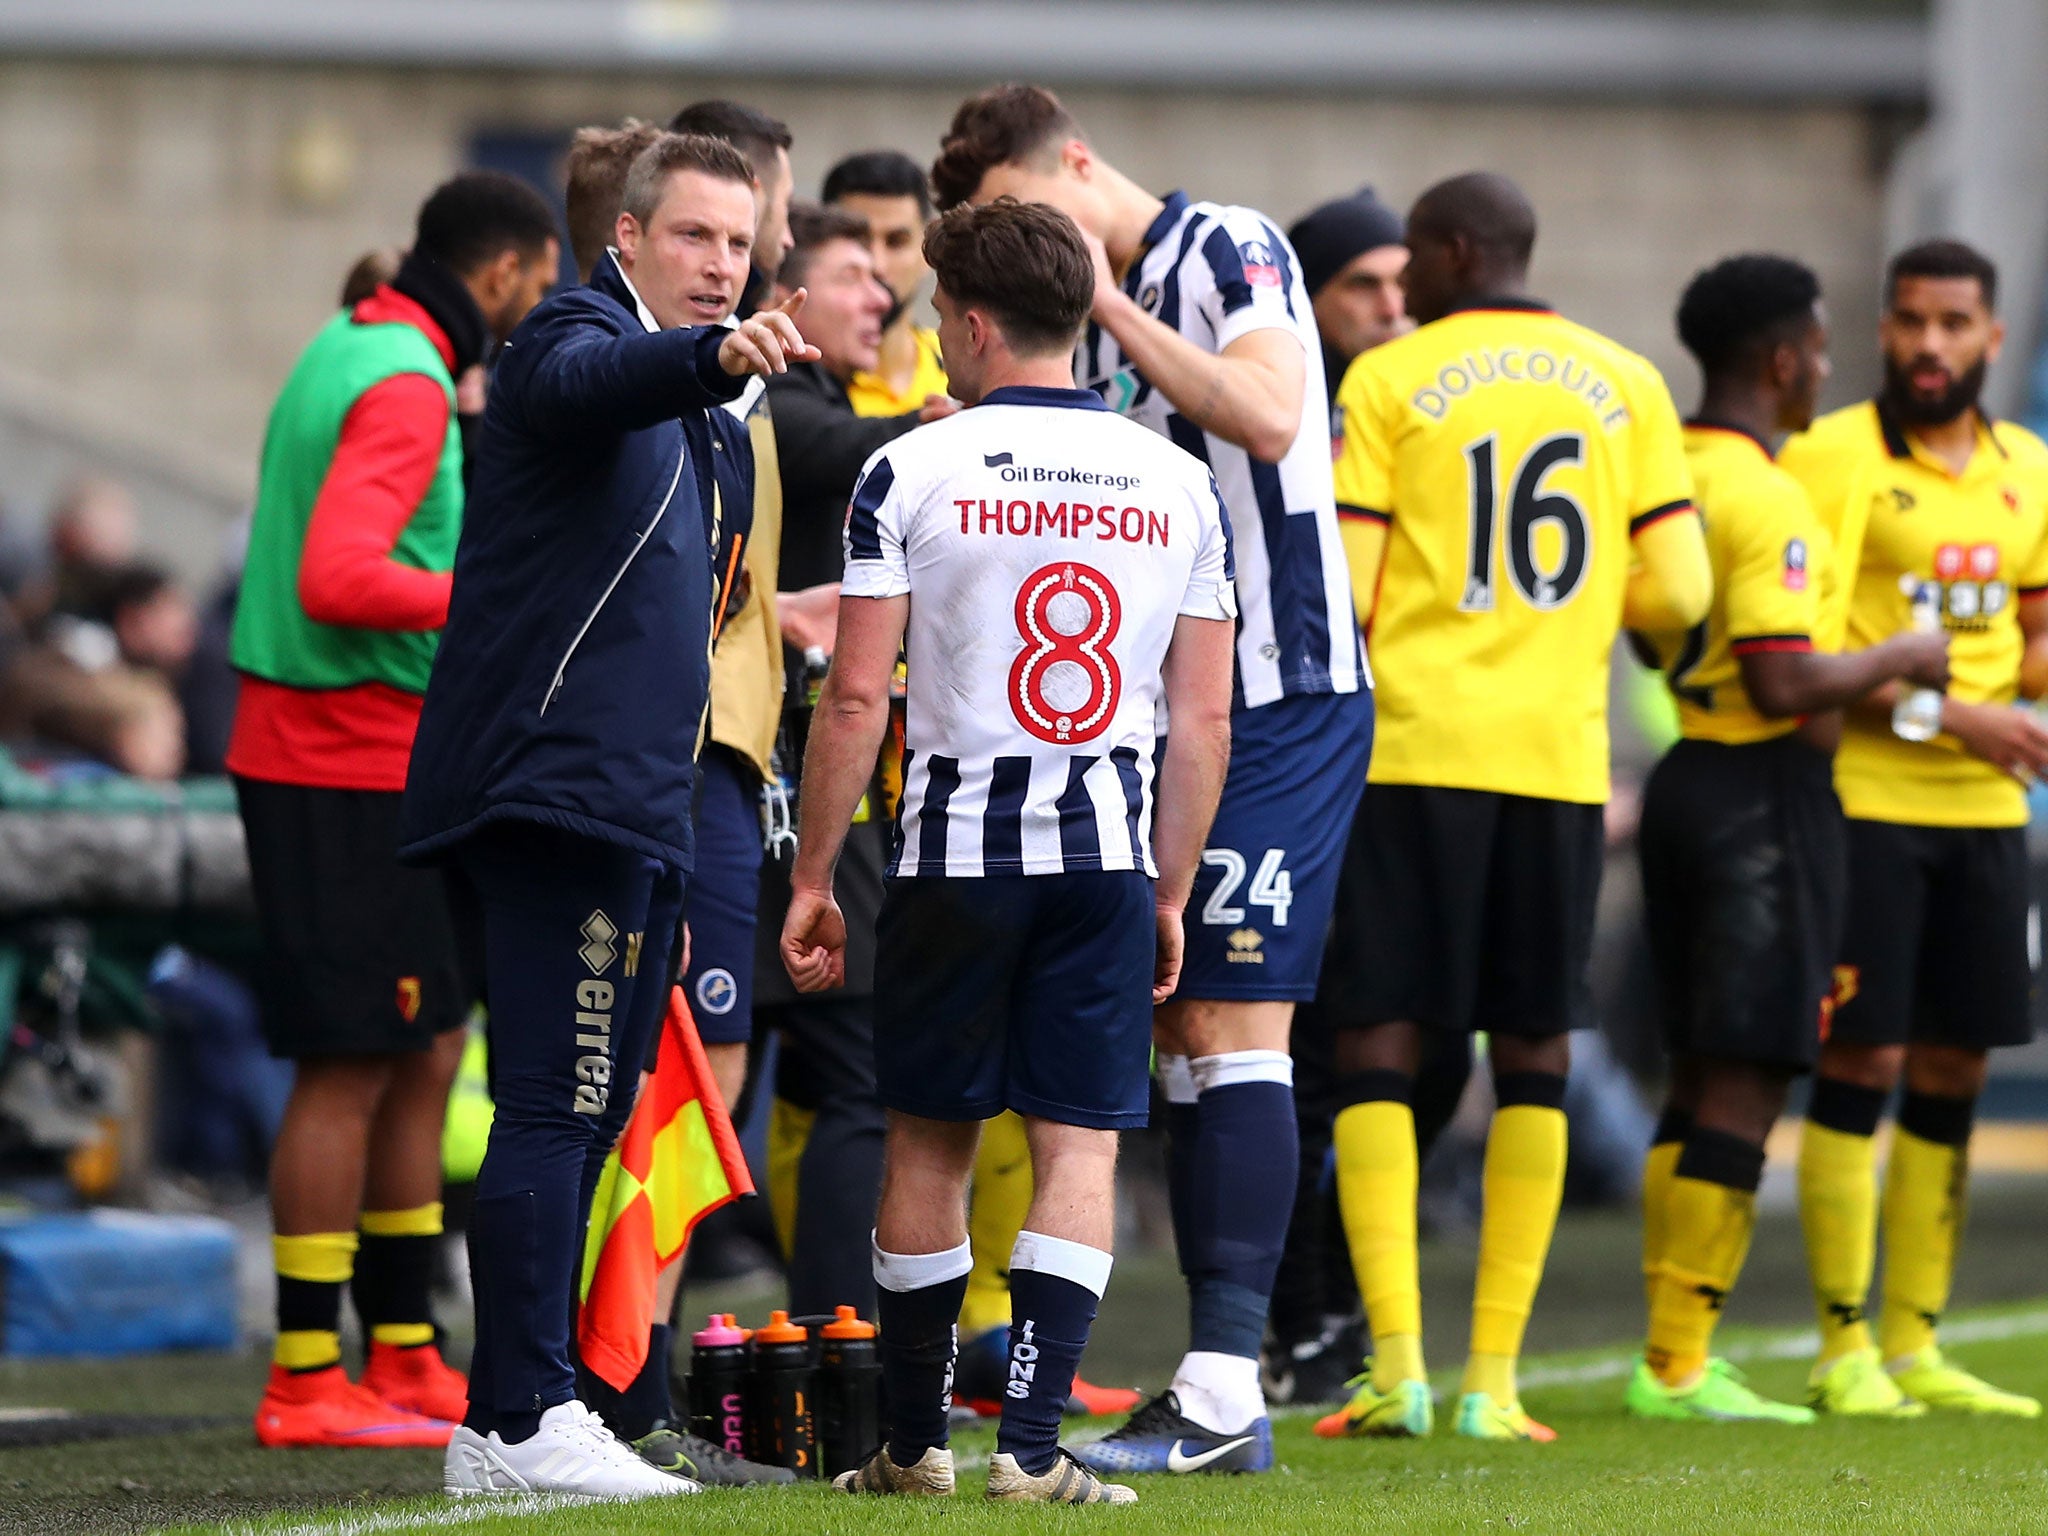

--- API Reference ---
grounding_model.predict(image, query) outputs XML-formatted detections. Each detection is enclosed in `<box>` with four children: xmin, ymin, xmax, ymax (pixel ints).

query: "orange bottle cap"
<box><xmin>821</xmin><ymin>1304</ymin><xmax>876</xmax><ymax>1340</ymax></box>
<box><xmin>753</xmin><ymin>1308</ymin><xmax>809</xmax><ymax>1344</ymax></box>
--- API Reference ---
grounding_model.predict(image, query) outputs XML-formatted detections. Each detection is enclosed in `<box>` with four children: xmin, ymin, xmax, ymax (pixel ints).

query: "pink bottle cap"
<box><xmin>692</xmin><ymin>1313</ymin><xmax>747</xmax><ymax>1347</ymax></box>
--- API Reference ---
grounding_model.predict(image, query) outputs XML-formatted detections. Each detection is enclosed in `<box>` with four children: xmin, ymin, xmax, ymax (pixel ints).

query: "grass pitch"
<box><xmin>189</xmin><ymin>1314</ymin><xmax>2048</xmax><ymax>1536</ymax></box>
<box><xmin>5</xmin><ymin>1194</ymin><xmax>2048</xmax><ymax>1536</ymax></box>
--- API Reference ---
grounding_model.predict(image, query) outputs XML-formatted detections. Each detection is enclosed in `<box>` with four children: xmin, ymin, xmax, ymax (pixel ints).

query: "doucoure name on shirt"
<box><xmin>1411</xmin><ymin>348</ymin><xmax>1630</xmax><ymax>428</ymax></box>
<box><xmin>955</xmin><ymin>498</ymin><xmax>1171</xmax><ymax>547</ymax></box>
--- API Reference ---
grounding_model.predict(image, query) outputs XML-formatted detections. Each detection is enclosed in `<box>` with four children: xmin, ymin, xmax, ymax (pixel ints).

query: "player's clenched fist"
<box><xmin>719</xmin><ymin>288</ymin><xmax>823</xmax><ymax>378</ymax></box>
<box><xmin>1152</xmin><ymin>902</ymin><xmax>1184</xmax><ymax>1005</ymax></box>
<box><xmin>780</xmin><ymin>883</ymin><xmax>847</xmax><ymax>993</ymax></box>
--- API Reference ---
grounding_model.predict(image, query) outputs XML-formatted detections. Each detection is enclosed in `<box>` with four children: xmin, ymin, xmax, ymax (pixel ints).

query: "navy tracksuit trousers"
<box><xmin>456</xmin><ymin>822</ymin><xmax>685</xmax><ymax>1437</ymax></box>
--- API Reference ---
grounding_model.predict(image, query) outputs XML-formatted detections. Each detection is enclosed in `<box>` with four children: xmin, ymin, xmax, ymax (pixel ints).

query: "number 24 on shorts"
<box><xmin>1201</xmin><ymin>848</ymin><xmax>1293</xmax><ymax>927</ymax></box>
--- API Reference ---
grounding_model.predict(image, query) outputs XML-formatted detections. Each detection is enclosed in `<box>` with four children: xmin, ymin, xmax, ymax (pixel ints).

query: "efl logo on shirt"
<box><xmin>1238</xmin><ymin>240</ymin><xmax>1282</xmax><ymax>288</ymax></box>
<box><xmin>1783</xmin><ymin>537</ymin><xmax>1808</xmax><ymax>591</ymax></box>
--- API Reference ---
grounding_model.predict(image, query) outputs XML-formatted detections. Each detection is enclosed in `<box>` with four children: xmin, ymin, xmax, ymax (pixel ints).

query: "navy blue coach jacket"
<box><xmin>399</xmin><ymin>256</ymin><xmax>748</xmax><ymax>873</ymax></box>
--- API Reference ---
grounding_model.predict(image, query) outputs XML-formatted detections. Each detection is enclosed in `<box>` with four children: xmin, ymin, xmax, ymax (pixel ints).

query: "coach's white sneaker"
<box><xmin>445</xmin><ymin>1400</ymin><xmax>702</xmax><ymax>1499</ymax></box>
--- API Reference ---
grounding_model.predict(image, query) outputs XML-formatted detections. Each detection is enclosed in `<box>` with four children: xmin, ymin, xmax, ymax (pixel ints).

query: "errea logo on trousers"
<box><xmin>580</xmin><ymin>911</ymin><xmax>618</xmax><ymax>974</ymax></box>
<box><xmin>572</xmin><ymin>978</ymin><xmax>613</xmax><ymax>1117</ymax></box>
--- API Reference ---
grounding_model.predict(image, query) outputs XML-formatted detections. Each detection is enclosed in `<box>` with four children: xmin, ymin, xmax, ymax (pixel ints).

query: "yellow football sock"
<box><xmin>1641</xmin><ymin>1138</ymin><xmax>1683</xmax><ymax>1316</ymax></box>
<box><xmin>1464</xmin><ymin>1352</ymin><xmax>1517</xmax><ymax>1403</ymax></box>
<box><xmin>1464</xmin><ymin>1104</ymin><xmax>1566</xmax><ymax>1401</ymax></box>
<box><xmin>1798</xmin><ymin>1120</ymin><xmax>1878</xmax><ymax>1364</ymax></box>
<box><xmin>274</xmin><ymin>1231</ymin><xmax>357</xmax><ymax>1372</ymax></box>
<box><xmin>766</xmin><ymin>1096</ymin><xmax>815</xmax><ymax>1261</ymax></box>
<box><xmin>1646</xmin><ymin>1175</ymin><xmax>1756</xmax><ymax>1386</ymax></box>
<box><xmin>360</xmin><ymin>1203</ymin><xmax>442</xmax><ymax>1238</ymax></box>
<box><xmin>1878</xmin><ymin>1125</ymin><xmax>1967</xmax><ymax>1364</ymax></box>
<box><xmin>1334</xmin><ymin>1100</ymin><xmax>1423</xmax><ymax>1390</ymax></box>
<box><xmin>961</xmin><ymin>1111</ymin><xmax>1032</xmax><ymax>1338</ymax></box>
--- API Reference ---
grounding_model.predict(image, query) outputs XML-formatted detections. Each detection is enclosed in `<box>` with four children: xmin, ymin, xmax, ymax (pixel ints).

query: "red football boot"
<box><xmin>362</xmin><ymin>1340</ymin><xmax>470</xmax><ymax>1424</ymax></box>
<box><xmin>254</xmin><ymin>1363</ymin><xmax>454</xmax><ymax>1448</ymax></box>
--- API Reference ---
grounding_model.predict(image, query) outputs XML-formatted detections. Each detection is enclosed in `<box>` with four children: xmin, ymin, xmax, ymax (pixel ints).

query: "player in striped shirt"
<box><xmin>780</xmin><ymin>198</ymin><xmax>1236</xmax><ymax>1505</ymax></box>
<box><xmin>933</xmin><ymin>83</ymin><xmax>1374</xmax><ymax>1476</ymax></box>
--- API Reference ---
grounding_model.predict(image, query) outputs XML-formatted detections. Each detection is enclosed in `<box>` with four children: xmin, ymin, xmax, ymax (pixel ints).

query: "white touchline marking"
<box><xmin>0</xmin><ymin>1407</ymin><xmax>74</xmax><ymax>1422</ymax></box>
<box><xmin>220</xmin><ymin>1493</ymin><xmax>572</xmax><ymax>1536</ymax></box>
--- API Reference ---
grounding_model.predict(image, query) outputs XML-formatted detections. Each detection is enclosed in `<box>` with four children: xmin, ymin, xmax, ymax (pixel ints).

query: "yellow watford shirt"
<box><xmin>1643</xmin><ymin>422</ymin><xmax>1833</xmax><ymax>746</ymax></box>
<box><xmin>1334</xmin><ymin>300</ymin><xmax>1696</xmax><ymax>803</ymax></box>
<box><xmin>845</xmin><ymin>326</ymin><xmax>947</xmax><ymax>419</ymax></box>
<box><xmin>1780</xmin><ymin>400</ymin><xmax>2048</xmax><ymax>829</ymax></box>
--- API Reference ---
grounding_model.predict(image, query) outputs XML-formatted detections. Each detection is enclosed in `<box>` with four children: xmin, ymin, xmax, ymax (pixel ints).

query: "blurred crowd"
<box><xmin>0</xmin><ymin>475</ymin><xmax>235</xmax><ymax>782</ymax></box>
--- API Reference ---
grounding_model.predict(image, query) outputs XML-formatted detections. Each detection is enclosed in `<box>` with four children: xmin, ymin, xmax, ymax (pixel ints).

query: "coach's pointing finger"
<box><xmin>718</xmin><ymin>289</ymin><xmax>823</xmax><ymax>378</ymax></box>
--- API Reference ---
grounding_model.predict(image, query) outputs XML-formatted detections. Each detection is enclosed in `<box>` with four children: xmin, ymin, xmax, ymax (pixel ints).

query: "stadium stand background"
<box><xmin>0</xmin><ymin>0</ymin><xmax>1972</xmax><ymax>581</ymax></box>
<box><xmin>0</xmin><ymin>0</ymin><xmax>2042</xmax><ymax>1084</ymax></box>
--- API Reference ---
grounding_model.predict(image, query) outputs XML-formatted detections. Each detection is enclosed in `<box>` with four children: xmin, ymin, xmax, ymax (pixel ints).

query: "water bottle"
<box><xmin>1892</xmin><ymin>580</ymin><xmax>1945</xmax><ymax>743</ymax></box>
<box><xmin>686</xmin><ymin>1314</ymin><xmax>750</xmax><ymax>1458</ymax></box>
<box><xmin>815</xmin><ymin>1305</ymin><xmax>884</xmax><ymax>1477</ymax></box>
<box><xmin>745</xmin><ymin>1310</ymin><xmax>818</xmax><ymax>1477</ymax></box>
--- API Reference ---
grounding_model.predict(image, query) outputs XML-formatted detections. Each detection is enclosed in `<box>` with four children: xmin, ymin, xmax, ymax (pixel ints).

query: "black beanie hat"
<box><xmin>1288</xmin><ymin>188</ymin><xmax>1406</xmax><ymax>301</ymax></box>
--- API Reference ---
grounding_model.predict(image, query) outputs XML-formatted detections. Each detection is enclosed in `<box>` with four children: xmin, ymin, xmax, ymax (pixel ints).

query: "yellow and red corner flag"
<box><xmin>577</xmin><ymin>985</ymin><xmax>754</xmax><ymax>1389</ymax></box>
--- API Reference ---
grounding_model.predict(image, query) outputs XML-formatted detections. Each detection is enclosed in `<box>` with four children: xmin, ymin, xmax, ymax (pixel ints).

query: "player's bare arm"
<box><xmin>1149</xmin><ymin>613</ymin><xmax>1235</xmax><ymax>1002</ymax></box>
<box><xmin>2019</xmin><ymin>588</ymin><xmax>2048</xmax><ymax>699</ymax></box>
<box><xmin>781</xmin><ymin>591</ymin><xmax>908</xmax><ymax>991</ymax></box>
<box><xmin>1086</xmin><ymin>230</ymin><xmax>1305</xmax><ymax>463</ymax></box>
<box><xmin>1741</xmin><ymin>628</ymin><xmax>1950</xmax><ymax>718</ymax></box>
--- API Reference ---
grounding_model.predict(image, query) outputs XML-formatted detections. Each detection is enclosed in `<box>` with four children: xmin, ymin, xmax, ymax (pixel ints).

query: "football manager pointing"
<box><xmin>399</xmin><ymin>131</ymin><xmax>816</xmax><ymax>1501</ymax></box>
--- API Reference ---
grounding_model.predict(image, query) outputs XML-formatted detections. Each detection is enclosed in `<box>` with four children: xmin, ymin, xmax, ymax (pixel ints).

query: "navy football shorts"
<box><xmin>872</xmin><ymin>870</ymin><xmax>1156</xmax><ymax>1130</ymax></box>
<box><xmin>1170</xmin><ymin>687</ymin><xmax>1373</xmax><ymax>1002</ymax></box>
<box><xmin>679</xmin><ymin>746</ymin><xmax>763</xmax><ymax>1048</ymax></box>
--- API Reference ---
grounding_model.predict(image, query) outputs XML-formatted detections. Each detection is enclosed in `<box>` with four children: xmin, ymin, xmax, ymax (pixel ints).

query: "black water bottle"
<box><xmin>746</xmin><ymin>1310</ymin><xmax>818</xmax><ymax>1478</ymax></box>
<box><xmin>816</xmin><ymin>1305</ymin><xmax>884</xmax><ymax>1476</ymax></box>
<box><xmin>686</xmin><ymin>1314</ymin><xmax>749</xmax><ymax>1458</ymax></box>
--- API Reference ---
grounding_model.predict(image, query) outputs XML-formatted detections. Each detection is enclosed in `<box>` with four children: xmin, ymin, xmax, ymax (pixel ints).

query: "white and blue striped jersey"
<box><xmin>1078</xmin><ymin>192</ymin><xmax>1365</xmax><ymax>709</ymax></box>
<box><xmin>840</xmin><ymin>385</ymin><xmax>1237</xmax><ymax>879</ymax></box>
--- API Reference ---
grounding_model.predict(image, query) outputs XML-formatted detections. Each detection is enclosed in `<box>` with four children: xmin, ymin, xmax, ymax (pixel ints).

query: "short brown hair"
<box><xmin>620</xmin><ymin>132</ymin><xmax>757</xmax><ymax>230</ymax></box>
<box><xmin>565</xmin><ymin>120</ymin><xmax>664</xmax><ymax>280</ymax></box>
<box><xmin>922</xmin><ymin>197</ymin><xmax>1093</xmax><ymax>356</ymax></box>
<box><xmin>931</xmin><ymin>84</ymin><xmax>1079</xmax><ymax>212</ymax></box>
<box><xmin>339</xmin><ymin>246</ymin><xmax>402</xmax><ymax>308</ymax></box>
<box><xmin>779</xmin><ymin>201</ymin><xmax>872</xmax><ymax>289</ymax></box>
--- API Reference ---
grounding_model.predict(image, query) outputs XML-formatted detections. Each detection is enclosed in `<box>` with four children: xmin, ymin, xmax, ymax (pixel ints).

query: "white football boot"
<box><xmin>445</xmin><ymin>1400</ymin><xmax>703</xmax><ymax>1499</ymax></box>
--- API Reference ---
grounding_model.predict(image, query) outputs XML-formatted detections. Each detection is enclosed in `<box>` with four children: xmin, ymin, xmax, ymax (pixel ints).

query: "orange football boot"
<box><xmin>362</xmin><ymin>1340</ymin><xmax>470</xmax><ymax>1424</ymax></box>
<box><xmin>254</xmin><ymin>1363</ymin><xmax>454</xmax><ymax>1448</ymax></box>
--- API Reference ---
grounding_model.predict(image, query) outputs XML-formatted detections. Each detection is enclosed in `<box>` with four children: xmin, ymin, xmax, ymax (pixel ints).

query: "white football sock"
<box><xmin>1168</xmin><ymin>1350</ymin><xmax>1266</xmax><ymax>1435</ymax></box>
